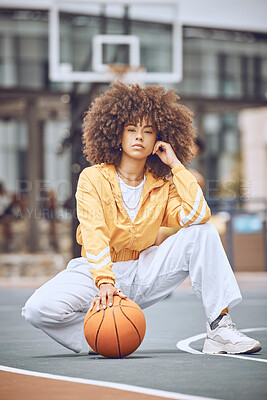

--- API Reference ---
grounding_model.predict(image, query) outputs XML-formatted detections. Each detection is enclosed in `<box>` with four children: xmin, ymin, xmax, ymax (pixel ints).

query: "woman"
<box><xmin>22</xmin><ymin>82</ymin><xmax>261</xmax><ymax>355</ymax></box>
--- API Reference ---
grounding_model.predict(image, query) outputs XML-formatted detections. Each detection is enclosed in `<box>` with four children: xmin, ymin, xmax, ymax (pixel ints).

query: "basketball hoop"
<box><xmin>108</xmin><ymin>64</ymin><xmax>146</xmax><ymax>86</ymax></box>
<box><xmin>49</xmin><ymin>1</ymin><xmax>182</xmax><ymax>84</ymax></box>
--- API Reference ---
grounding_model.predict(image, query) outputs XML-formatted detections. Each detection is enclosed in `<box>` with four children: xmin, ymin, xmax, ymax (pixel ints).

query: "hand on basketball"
<box><xmin>89</xmin><ymin>283</ymin><xmax>127</xmax><ymax>312</ymax></box>
<box><xmin>152</xmin><ymin>140</ymin><xmax>181</xmax><ymax>169</ymax></box>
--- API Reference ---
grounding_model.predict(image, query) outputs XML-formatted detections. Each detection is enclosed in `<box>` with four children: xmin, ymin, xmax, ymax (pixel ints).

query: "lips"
<box><xmin>132</xmin><ymin>144</ymin><xmax>144</xmax><ymax>148</ymax></box>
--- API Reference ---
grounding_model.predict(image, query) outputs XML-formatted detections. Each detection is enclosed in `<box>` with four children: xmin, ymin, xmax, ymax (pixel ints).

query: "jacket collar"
<box><xmin>96</xmin><ymin>163</ymin><xmax>167</xmax><ymax>206</ymax></box>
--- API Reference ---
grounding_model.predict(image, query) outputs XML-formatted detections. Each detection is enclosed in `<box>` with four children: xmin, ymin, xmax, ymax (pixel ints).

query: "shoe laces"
<box><xmin>226</xmin><ymin>321</ymin><xmax>246</xmax><ymax>337</ymax></box>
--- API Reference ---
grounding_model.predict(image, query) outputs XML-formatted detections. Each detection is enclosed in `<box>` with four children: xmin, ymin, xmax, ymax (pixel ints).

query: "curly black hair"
<box><xmin>82</xmin><ymin>81</ymin><xmax>196</xmax><ymax>178</ymax></box>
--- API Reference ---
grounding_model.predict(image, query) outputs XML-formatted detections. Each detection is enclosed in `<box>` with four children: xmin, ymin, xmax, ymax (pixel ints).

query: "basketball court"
<box><xmin>1</xmin><ymin>1</ymin><xmax>266</xmax><ymax>399</ymax></box>
<box><xmin>0</xmin><ymin>274</ymin><xmax>266</xmax><ymax>400</ymax></box>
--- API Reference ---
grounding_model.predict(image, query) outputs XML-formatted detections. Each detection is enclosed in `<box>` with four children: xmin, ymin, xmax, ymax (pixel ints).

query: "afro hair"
<box><xmin>82</xmin><ymin>81</ymin><xmax>196</xmax><ymax>178</ymax></box>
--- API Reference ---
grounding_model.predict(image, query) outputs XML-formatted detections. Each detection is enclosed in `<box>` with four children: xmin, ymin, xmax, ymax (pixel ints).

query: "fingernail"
<box><xmin>109</xmin><ymin>302</ymin><xmax>112</xmax><ymax>307</ymax></box>
<box><xmin>96</xmin><ymin>307</ymin><xmax>99</xmax><ymax>311</ymax></box>
<box><xmin>103</xmin><ymin>305</ymin><xmax>106</xmax><ymax>310</ymax></box>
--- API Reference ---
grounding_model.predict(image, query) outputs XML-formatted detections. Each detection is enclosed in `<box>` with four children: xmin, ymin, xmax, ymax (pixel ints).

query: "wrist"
<box><xmin>169</xmin><ymin>159</ymin><xmax>181</xmax><ymax>169</ymax></box>
<box><xmin>99</xmin><ymin>283</ymin><xmax>114</xmax><ymax>289</ymax></box>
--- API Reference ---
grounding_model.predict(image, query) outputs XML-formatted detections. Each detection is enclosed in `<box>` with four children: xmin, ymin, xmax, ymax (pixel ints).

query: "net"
<box><xmin>108</xmin><ymin>64</ymin><xmax>146</xmax><ymax>85</ymax></box>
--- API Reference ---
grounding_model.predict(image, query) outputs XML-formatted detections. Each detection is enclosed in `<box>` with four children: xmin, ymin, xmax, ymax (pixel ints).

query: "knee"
<box><xmin>22</xmin><ymin>295</ymin><xmax>75</xmax><ymax>328</ymax></box>
<box><xmin>22</xmin><ymin>297</ymin><xmax>45</xmax><ymax>328</ymax></box>
<box><xmin>197</xmin><ymin>222</ymin><xmax>217</xmax><ymax>233</ymax></box>
<box><xmin>187</xmin><ymin>222</ymin><xmax>218</xmax><ymax>238</ymax></box>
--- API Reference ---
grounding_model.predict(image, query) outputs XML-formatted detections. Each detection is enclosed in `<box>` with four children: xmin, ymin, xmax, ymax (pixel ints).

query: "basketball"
<box><xmin>84</xmin><ymin>296</ymin><xmax>146</xmax><ymax>358</ymax></box>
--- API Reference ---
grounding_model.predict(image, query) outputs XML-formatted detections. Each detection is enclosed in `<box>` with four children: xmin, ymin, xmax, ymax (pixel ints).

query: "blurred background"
<box><xmin>0</xmin><ymin>0</ymin><xmax>267</xmax><ymax>283</ymax></box>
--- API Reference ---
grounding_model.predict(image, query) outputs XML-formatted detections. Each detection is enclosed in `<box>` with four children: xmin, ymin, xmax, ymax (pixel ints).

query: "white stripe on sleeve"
<box><xmin>88</xmin><ymin>255</ymin><xmax>112</xmax><ymax>270</ymax></box>
<box><xmin>180</xmin><ymin>186</ymin><xmax>202</xmax><ymax>226</ymax></box>
<box><xmin>86</xmin><ymin>246</ymin><xmax>110</xmax><ymax>262</ymax></box>
<box><xmin>189</xmin><ymin>198</ymin><xmax>207</xmax><ymax>225</ymax></box>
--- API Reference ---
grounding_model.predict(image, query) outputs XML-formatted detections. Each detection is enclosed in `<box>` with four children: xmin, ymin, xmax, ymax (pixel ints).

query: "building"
<box><xmin>0</xmin><ymin>0</ymin><xmax>267</xmax><ymax>264</ymax></box>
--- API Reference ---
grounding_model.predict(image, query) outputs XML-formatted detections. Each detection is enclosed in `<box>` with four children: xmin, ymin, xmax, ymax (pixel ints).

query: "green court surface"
<box><xmin>0</xmin><ymin>283</ymin><xmax>266</xmax><ymax>400</ymax></box>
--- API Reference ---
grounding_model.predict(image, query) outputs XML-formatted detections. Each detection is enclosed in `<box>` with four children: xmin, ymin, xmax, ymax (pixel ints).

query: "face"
<box><xmin>121</xmin><ymin>117</ymin><xmax>157</xmax><ymax>161</ymax></box>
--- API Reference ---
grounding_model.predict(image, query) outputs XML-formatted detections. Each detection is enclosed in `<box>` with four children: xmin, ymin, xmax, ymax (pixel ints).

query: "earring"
<box><xmin>119</xmin><ymin>144</ymin><xmax>122</xmax><ymax>152</ymax></box>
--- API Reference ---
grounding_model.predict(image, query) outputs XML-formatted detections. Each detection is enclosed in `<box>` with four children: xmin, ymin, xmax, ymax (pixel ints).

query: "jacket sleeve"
<box><xmin>161</xmin><ymin>164</ymin><xmax>211</xmax><ymax>228</ymax></box>
<box><xmin>75</xmin><ymin>168</ymin><xmax>115</xmax><ymax>288</ymax></box>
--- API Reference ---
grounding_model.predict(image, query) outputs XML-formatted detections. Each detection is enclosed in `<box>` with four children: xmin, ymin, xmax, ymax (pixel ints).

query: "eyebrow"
<box><xmin>125</xmin><ymin>124</ymin><xmax>153</xmax><ymax>128</ymax></box>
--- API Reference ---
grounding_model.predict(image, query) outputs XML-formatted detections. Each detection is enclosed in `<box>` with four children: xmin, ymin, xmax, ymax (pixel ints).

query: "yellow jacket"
<box><xmin>76</xmin><ymin>163</ymin><xmax>211</xmax><ymax>288</ymax></box>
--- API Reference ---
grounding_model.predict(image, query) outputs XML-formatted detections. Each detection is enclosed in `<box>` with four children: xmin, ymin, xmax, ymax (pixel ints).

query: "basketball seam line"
<box><xmin>85</xmin><ymin>304</ymin><xmax>141</xmax><ymax>323</ymax></box>
<box><xmin>84</xmin><ymin>310</ymin><xmax>98</xmax><ymax>326</ymax></box>
<box><xmin>118</xmin><ymin>304</ymin><xmax>143</xmax><ymax>311</ymax></box>
<box><xmin>119</xmin><ymin>298</ymin><xmax>143</xmax><ymax>312</ymax></box>
<box><xmin>84</xmin><ymin>308</ymin><xmax>105</xmax><ymax>328</ymax></box>
<box><xmin>84</xmin><ymin>313</ymin><xmax>92</xmax><ymax>328</ymax></box>
<box><xmin>119</xmin><ymin>306</ymin><xmax>142</xmax><ymax>345</ymax></box>
<box><xmin>95</xmin><ymin>311</ymin><xmax>105</xmax><ymax>354</ymax></box>
<box><xmin>112</xmin><ymin>307</ymin><xmax>121</xmax><ymax>358</ymax></box>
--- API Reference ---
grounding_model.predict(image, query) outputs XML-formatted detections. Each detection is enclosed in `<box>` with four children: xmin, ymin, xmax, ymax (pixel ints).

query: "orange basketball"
<box><xmin>84</xmin><ymin>296</ymin><xmax>146</xmax><ymax>358</ymax></box>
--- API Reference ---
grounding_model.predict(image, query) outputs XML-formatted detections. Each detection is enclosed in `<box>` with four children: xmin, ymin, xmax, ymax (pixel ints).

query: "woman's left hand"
<box><xmin>89</xmin><ymin>283</ymin><xmax>127</xmax><ymax>312</ymax></box>
<box><xmin>152</xmin><ymin>141</ymin><xmax>181</xmax><ymax>169</ymax></box>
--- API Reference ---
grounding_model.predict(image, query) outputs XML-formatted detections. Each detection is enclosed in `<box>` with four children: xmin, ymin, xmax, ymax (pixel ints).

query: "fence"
<box><xmin>208</xmin><ymin>198</ymin><xmax>267</xmax><ymax>272</ymax></box>
<box><xmin>1</xmin><ymin>197</ymin><xmax>267</xmax><ymax>273</ymax></box>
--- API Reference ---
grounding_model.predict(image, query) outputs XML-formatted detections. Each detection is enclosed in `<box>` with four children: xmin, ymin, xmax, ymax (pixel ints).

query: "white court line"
<box><xmin>176</xmin><ymin>327</ymin><xmax>267</xmax><ymax>363</ymax></box>
<box><xmin>0</xmin><ymin>365</ymin><xmax>220</xmax><ymax>400</ymax></box>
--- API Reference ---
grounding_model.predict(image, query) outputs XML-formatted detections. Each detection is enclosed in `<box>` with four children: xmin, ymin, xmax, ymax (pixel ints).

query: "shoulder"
<box><xmin>77</xmin><ymin>166</ymin><xmax>96</xmax><ymax>187</ymax></box>
<box><xmin>78</xmin><ymin>163</ymin><xmax>113</xmax><ymax>187</ymax></box>
<box><xmin>79</xmin><ymin>163</ymin><xmax>109</xmax><ymax>179</ymax></box>
<box><xmin>79</xmin><ymin>164</ymin><xmax>98</xmax><ymax>179</ymax></box>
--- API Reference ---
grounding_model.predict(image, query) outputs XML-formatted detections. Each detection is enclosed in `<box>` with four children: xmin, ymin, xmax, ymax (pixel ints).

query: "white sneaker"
<box><xmin>203</xmin><ymin>314</ymin><xmax>262</xmax><ymax>354</ymax></box>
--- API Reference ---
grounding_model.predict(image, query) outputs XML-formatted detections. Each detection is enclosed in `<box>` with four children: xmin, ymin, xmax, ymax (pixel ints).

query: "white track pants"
<box><xmin>22</xmin><ymin>223</ymin><xmax>242</xmax><ymax>353</ymax></box>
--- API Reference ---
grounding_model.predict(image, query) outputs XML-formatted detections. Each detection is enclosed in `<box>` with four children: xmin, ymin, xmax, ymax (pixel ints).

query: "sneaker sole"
<box><xmin>202</xmin><ymin>338</ymin><xmax>262</xmax><ymax>355</ymax></box>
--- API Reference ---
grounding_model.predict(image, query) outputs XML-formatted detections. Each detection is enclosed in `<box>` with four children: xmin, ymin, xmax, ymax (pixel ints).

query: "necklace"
<box><xmin>120</xmin><ymin>180</ymin><xmax>145</xmax><ymax>210</ymax></box>
<box><xmin>117</xmin><ymin>173</ymin><xmax>145</xmax><ymax>210</ymax></box>
<box><xmin>122</xmin><ymin>196</ymin><xmax>141</xmax><ymax>210</ymax></box>
<box><xmin>116</xmin><ymin>167</ymin><xmax>144</xmax><ymax>183</ymax></box>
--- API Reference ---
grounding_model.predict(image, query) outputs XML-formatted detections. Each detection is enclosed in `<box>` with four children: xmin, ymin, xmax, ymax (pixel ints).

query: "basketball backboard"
<box><xmin>49</xmin><ymin>0</ymin><xmax>182</xmax><ymax>84</ymax></box>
